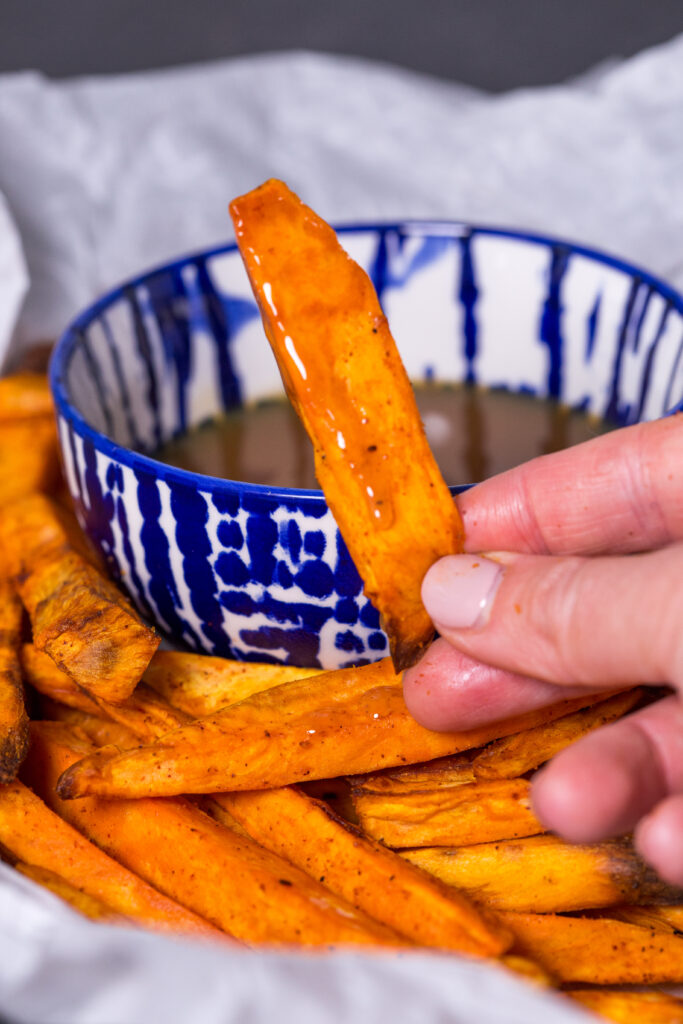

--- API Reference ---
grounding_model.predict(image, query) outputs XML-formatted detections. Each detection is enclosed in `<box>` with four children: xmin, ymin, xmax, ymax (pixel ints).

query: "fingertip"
<box><xmin>635</xmin><ymin>796</ymin><xmax>683</xmax><ymax>887</ymax></box>
<box><xmin>531</xmin><ymin>722</ymin><xmax>666</xmax><ymax>842</ymax></box>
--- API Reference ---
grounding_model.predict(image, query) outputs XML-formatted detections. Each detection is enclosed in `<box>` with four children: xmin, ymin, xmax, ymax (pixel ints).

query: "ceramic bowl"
<box><xmin>50</xmin><ymin>223</ymin><xmax>683</xmax><ymax>668</ymax></box>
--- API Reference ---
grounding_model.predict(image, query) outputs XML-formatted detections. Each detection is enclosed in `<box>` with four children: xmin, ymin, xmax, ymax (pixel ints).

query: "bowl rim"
<box><xmin>50</xmin><ymin>220</ymin><xmax>683</xmax><ymax>502</ymax></box>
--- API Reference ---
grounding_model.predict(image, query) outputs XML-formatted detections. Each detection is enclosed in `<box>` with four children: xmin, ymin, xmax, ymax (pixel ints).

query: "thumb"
<box><xmin>419</xmin><ymin>544</ymin><xmax>683</xmax><ymax>691</ymax></box>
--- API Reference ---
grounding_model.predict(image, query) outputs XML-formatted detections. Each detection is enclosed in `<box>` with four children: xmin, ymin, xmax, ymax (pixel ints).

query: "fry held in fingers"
<box><xmin>231</xmin><ymin>179</ymin><xmax>463</xmax><ymax>671</ymax></box>
<box><xmin>0</xmin><ymin>494</ymin><xmax>159</xmax><ymax>703</ymax></box>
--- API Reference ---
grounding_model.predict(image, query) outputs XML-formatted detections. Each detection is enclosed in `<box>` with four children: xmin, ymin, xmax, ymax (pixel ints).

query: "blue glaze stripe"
<box><xmin>195</xmin><ymin>258</ymin><xmax>242</xmax><ymax>411</ymax></box>
<box><xmin>124</xmin><ymin>286</ymin><xmax>163</xmax><ymax>451</ymax></box>
<box><xmin>635</xmin><ymin>300</ymin><xmax>672</xmax><ymax>421</ymax></box>
<box><xmin>539</xmin><ymin>246</ymin><xmax>570</xmax><ymax>400</ymax></box>
<box><xmin>458</xmin><ymin>232</ymin><xmax>478</xmax><ymax>384</ymax></box>
<box><xmin>605</xmin><ymin>277</ymin><xmax>642</xmax><ymax>425</ymax></box>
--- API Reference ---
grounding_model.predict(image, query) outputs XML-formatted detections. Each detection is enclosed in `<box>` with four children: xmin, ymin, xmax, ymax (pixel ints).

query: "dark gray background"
<box><xmin>2</xmin><ymin>0</ymin><xmax>682</xmax><ymax>89</ymax></box>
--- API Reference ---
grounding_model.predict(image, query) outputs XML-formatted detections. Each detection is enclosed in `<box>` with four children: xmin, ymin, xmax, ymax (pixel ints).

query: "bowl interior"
<box><xmin>56</xmin><ymin>224</ymin><xmax>683</xmax><ymax>466</ymax></box>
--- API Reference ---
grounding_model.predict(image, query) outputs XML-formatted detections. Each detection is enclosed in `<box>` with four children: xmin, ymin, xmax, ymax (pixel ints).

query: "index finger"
<box><xmin>459</xmin><ymin>414</ymin><xmax>683</xmax><ymax>556</ymax></box>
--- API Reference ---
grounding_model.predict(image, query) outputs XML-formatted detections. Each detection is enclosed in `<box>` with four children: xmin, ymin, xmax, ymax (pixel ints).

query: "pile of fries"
<box><xmin>1</xmin><ymin>183</ymin><xmax>683</xmax><ymax>1024</ymax></box>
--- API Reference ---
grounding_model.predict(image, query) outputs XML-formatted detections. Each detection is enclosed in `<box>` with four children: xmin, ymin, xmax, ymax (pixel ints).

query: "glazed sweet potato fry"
<box><xmin>23</xmin><ymin>643</ymin><xmax>190</xmax><ymax>741</ymax></box>
<box><xmin>143</xmin><ymin>650</ymin><xmax>321</xmax><ymax>717</ymax></box>
<box><xmin>0</xmin><ymin>373</ymin><xmax>54</xmax><ymax>420</ymax></box>
<box><xmin>402</xmin><ymin>836</ymin><xmax>683</xmax><ymax>913</ymax></box>
<box><xmin>55</xmin><ymin>658</ymin><xmax>602</xmax><ymax>800</ymax></box>
<box><xmin>0</xmin><ymin>582</ymin><xmax>28</xmax><ymax>781</ymax></box>
<box><xmin>472</xmin><ymin>689</ymin><xmax>644</xmax><ymax>780</ymax></box>
<box><xmin>0</xmin><ymin>494</ymin><xmax>158</xmax><ymax>703</ymax></box>
<box><xmin>14</xmin><ymin>862</ymin><xmax>130</xmax><ymax>925</ymax></box>
<box><xmin>352</xmin><ymin>777</ymin><xmax>542</xmax><ymax>848</ymax></box>
<box><xmin>0</xmin><ymin>779</ymin><xmax>224</xmax><ymax>939</ymax></box>
<box><xmin>27</xmin><ymin>722</ymin><xmax>407</xmax><ymax>948</ymax></box>
<box><xmin>230</xmin><ymin>180</ymin><xmax>464</xmax><ymax>671</ymax></box>
<box><xmin>500</xmin><ymin>911</ymin><xmax>683</xmax><ymax>985</ymax></box>
<box><xmin>566</xmin><ymin>988</ymin><xmax>683</xmax><ymax>1024</ymax></box>
<box><xmin>210</xmin><ymin>785</ymin><xmax>511</xmax><ymax>956</ymax></box>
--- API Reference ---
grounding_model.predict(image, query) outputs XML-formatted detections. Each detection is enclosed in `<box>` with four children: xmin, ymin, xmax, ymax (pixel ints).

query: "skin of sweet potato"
<box><xmin>55</xmin><ymin>658</ymin><xmax>607</xmax><ymax>800</ymax></box>
<box><xmin>230</xmin><ymin>179</ymin><xmax>464</xmax><ymax>671</ymax></box>
<box><xmin>402</xmin><ymin>835</ymin><xmax>683</xmax><ymax>913</ymax></box>
<box><xmin>0</xmin><ymin>778</ymin><xmax>225</xmax><ymax>940</ymax></box>
<box><xmin>0</xmin><ymin>582</ymin><xmax>28</xmax><ymax>782</ymax></box>
<box><xmin>1</xmin><ymin>494</ymin><xmax>158</xmax><ymax>703</ymax></box>
<box><xmin>26</xmin><ymin>721</ymin><xmax>408</xmax><ymax>949</ymax></box>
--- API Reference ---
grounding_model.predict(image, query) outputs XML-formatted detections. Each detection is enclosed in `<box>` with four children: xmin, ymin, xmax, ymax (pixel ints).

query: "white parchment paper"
<box><xmin>1</xmin><ymin>36</ymin><xmax>682</xmax><ymax>1021</ymax></box>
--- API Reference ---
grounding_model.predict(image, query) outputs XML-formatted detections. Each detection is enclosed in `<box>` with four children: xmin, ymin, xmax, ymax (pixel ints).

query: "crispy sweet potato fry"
<box><xmin>55</xmin><ymin>658</ymin><xmax>605</xmax><ymax>800</ymax></box>
<box><xmin>402</xmin><ymin>836</ymin><xmax>683</xmax><ymax>913</ymax></box>
<box><xmin>1</xmin><ymin>494</ymin><xmax>159</xmax><ymax>703</ymax></box>
<box><xmin>0</xmin><ymin>373</ymin><xmax>54</xmax><ymax>420</ymax></box>
<box><xmin>0</xmin><ymin>779</ymin><xmax>224</xmax><ymax>939</ymax></box>
<box><xmin>566</xmin><ymin>988</ymin><xmax>683</xmax><ymax>1024</ymax></box>
<box><xmin>143</xmin><ymin>650</ymin><xmax>321</xmax><ymax>716</ymax></box>
<box><xmin>210</xmin><ymin>785</ymin><xmax>511</xmax><ymax>956</ymax></box>
<box><xmin>472</xmin><ymin>689</ymin><xmax>644</xmax><ymax>780</ymax></box>
<box><xmin>27</xmin><ymin>722</ymin><xmax>408</xmax><ymax>948</ymax></box>
<box><xmin>230</xmin><ymin>180</ymin><xmax>464</xmax><ymax>671</ymax></box>
<box><xmin>0</xmin><ymin>418</ymin><xmax>61</xmax><ymax>502</ymax></box>
<box><xmin>22</xmin><ymin>643</ymin><xmax>190</xmax><ymax>741</ymax></box>
<box><xmin>0</xmin><ymin>582</ymin><xmax>28</xmax><ymax>781</ymax></box>
<box><xmin>500</xmin><ymin>911</ymin><xmax>683</xmax><ymax>985</ymax></box>
<box><xmin>14</xmin><ymin>862</ymin><xmax>130</xmax><ymax>924</ymax></box>
<box><xmin>353</xmin><ymin>778</ymin><xmax>542</xmax><ymax>848</ymax></box>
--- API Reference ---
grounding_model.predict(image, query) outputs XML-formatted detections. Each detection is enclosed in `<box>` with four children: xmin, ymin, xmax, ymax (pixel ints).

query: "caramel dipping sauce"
<box><xmin>152</xmin><ymin>384</ymin><xmax>613</xmax><ymax>488</ymax></box>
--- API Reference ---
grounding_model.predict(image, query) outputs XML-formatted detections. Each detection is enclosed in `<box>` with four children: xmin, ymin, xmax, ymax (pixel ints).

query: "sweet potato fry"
<box><xmin>0</xmin><ymin>418</ymin><xmax>61</xmax><ymax>502</ymax></box>
<box><xmin>22</xmin><ymin>643</ymin><xmax>190</xmax><ymax>741</ymax></box>
<box><xmin>566</xmin><ymin>988</ymin><xmax>683</xmax><ymax>1024</ymax></box>
<box><xmin>27</xmin><ymin>722</ymin><xmax>407</xmax><ymax>948</ymax></box>
<box><xmin>55</xmin><ymin>658</ymin><xmax>605</xmax><ymax>800</ymax></box>
<box><xmin>143</xmin><ymin>650</ymin><xmax>321</xmax><ymax>716</ymax></box>
<box><xmin>0</xmin><ymin>779</ymin><xmax>224</xmax><ymax>939</ymax></box>
<box><xmin>472</xmin><ymin>689</ymin><xmax>644</xmax><ymax>780</ymax></box>
<box><xmin>14</xmin><ymin>862</ymin><xmax>130</xmax><ymax>925</ymax></box>
<box><xmin>1</xmin><ymin>494</ymin><xmax>159</xmax><ymax>703</ymax></box>
<box><xmin>0</xmin><ymin>582</ymin><xmax>28</xmax><ymax>781</ymax></box>
<box><xmin>210</xmin><ymin>785</ymin><xmax>511</xmax><ymax>956</ymax></box>
<box><xmin>402</xmin><ymin>836</ymin><xmax>683</xmax><ymax>913</ymax></box>
<box><xmin>352</xmin><ymin>778</ymin><xmax>542</xmax><ymax>848</ymax></box>
<box><xmin>500</xmin><ymin>911</ymin><xmax>683</xmax><ymax>985</ymax></box>
<box><xmin>230</xmin><ymin>179</ymin><xmax>464</xmax><ymax>671</ymax></box>
<box><xmin>0</xmin><ymin>373</ymin><xmax>54</xmax><ymax>420</ymax></box>
<box><xmin>354</xmin><ymin>755</ymin><xmax>477</xmax><ymax>793</ymax></box>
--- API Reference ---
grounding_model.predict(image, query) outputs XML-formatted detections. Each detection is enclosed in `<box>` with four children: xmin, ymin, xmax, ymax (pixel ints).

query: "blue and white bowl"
<box><xmin>50</xmin><ymin>224</ymin><xmax>683</xmax><ymax>669</ymax></box>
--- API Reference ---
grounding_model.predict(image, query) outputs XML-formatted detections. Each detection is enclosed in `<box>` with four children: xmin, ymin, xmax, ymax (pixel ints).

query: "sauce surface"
<box><xmin>153</xmin><ymin>384</ymin><xmax>612</xmax><ymax>487</ymax></box>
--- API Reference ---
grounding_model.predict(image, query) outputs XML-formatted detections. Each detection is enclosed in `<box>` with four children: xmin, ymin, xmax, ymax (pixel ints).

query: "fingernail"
<box><xmin>422</xmin><ymin>554</ymin><xmax>504</xmax><ymax>629</ymax></box>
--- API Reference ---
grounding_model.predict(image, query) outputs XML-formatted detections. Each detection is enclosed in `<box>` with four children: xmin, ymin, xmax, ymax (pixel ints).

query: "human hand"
<box><xmin>403</xmin><ymin>414</ymin><xmax>683</xmax><ymax>884</ymax></box>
